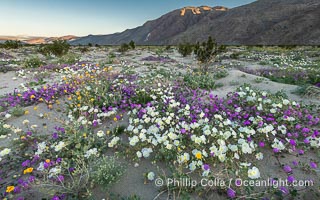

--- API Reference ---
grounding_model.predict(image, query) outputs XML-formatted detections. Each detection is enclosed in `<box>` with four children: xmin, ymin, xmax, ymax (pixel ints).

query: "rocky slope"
<box><xmin>70</xmin><ymin>0</ymin><xmax>320</xmax><ymax>45</ymax></box>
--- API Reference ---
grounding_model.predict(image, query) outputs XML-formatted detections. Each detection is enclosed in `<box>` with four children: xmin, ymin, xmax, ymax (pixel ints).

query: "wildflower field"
<box><xmin>0</xmin><ymin>45</ymin><xmax>319</xmax><ymax>200</ymax></box>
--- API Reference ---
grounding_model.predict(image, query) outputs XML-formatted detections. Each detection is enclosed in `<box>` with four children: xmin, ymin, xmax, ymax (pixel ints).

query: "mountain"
<box><xmin>71</xmin><ymin>0</ymin><xmax>320</xmax><ymax>46</ymax></box>
<box><xmin>0</xmin><ymin>35</ymin><xmax>78</xmax><ymax>44</ymax></box>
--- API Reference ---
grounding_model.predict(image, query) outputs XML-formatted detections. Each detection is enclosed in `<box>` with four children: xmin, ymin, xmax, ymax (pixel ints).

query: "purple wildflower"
<box><xmin>310</xmin><ymin>162</ymin><xmax>317</xmax><ymax>169</ymax></box>
<box><xmin>287</xmin><ymin>176</ymin><xmax>295</xmax><ymax>183</ymax></box>
<box><xmin>227</xmin><ymin>188</ymin><xmax>236</xmax><ymax>198</ymax></box>
<box><xmin>283</xmin><ymin>165</ymin><xmax>292</xmax><ymax>173</ymax></box>
<box><xmin>203</xmin><ymin>164</ymin><xmax>210</xmax><ymax>171</ymax></box>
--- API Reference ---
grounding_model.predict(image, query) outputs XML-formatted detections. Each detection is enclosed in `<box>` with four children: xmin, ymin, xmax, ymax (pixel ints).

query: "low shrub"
<box><xmin>178</xmin><ymin>42</ymin><xmax>193</xmax><ymax>57</ymax></box>
<box><xmin>38</xmin><ymin>40</ymin><xmax>70</xmax><ymax>57</ymax></box>
<box><xmin>24</xmin><ymin>57</ymin><xmax>46</xmax><ymax>68</ymax></box>
<box><xmin>90</xmin><ymin>156</ymin><xmax>125</xmax><ymax>189</ymax></box>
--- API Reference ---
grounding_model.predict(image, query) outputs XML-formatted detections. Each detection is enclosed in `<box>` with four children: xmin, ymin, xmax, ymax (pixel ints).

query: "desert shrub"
<box><xmin>0</xmin><ymin>120</ymin><xmax>11</xmax><ymax>136</ymax></box>
<box><xmin>229</xmin><ymin>80</ymin><xmax>240</xmax><ymax>86</ymax></box>
<box><xmin>57</xmin><ymin>53</ymin><xmax>80</xmax><ymax>64</ymax></box>
<box><xmin>39</xmin><ymin>40</ymin><xmax>70</xmax><ymax>57</ymax></box>
<box><xmin>90</xmin><ymin>156</ymin><xmax>125</xmax><ymax>189</ymax></box>
<box><xmin>118</xmin><ymin>43</ymin><xmax>130</xmax><ymax>53</ymax></box>
<box><xmin>183</xmin><ymin>73</ymin><xmax>218</xmax><ymax>90</ymax></box>
<box><xmin>230</xmin><ymin>52</ymin><xmax>240</xmax><ymax>59</ymax></box>
<box><xmin>302</xmin><ymin>85</ymin><xmax>320</xmax><ymax>98</ymax></box>
<box><xmin>2</xmin><ymin>40</ymin><xmax>22</xmax><ymax>49</ymax></box>
<box><xmin>194</xmin><ymin>36</ymin><xmax>226</xmax><ymax>73</ymax></box>
<box><xmin>165</xmin><ymin>45</ymin><xmax>171</xmax><ymax>50</ymax></box>
<box><xmin>254</xmin><ymin>77</ymin><xmax>265</xmax><ymax>83</ymax></box>
<box><xmin>178</xmin><ymin>42</ymin><xmax>193</xmax><ymax>57</ymax></box>
<box><xmin>0</xmin><ymin>65</ymin><xmax>15</xmax><ymax>73</ymax></box>
<box><xmin>31</xmin><ymin>158</ymin><xmax>90</xmax><ymax>199</ymax></box>
<box><xmin>10</xmin><ymin>106</ymin><xmax>25</xmax><ymax>117</ymax></box>
<box><xmin>129</xmin><ymin>40</ymin><xmax>135</xmax><ymax>49</ymax></box>
<box><xmin>24</xmin><ymin>57</ymin><xmax>45</xmax><ymax>68</ymax></box>
<box><xmin>131</xmin><ymin>89</ymin><xmax>153</xmax><ymax>105</ymax></box>
<box><xmin>214</xmin><ymin>69</ymin><xmax>229</xmax><ymax>79</ymax></box>
<box><xmin>79</xmin><ymin>47</ymin><xmax>89</xmax><ymax>53</ymax></box>
<box><xmin>109</xmin><ymin>52</ymin><xmax>116</xmax><ymax>58</ymax></box>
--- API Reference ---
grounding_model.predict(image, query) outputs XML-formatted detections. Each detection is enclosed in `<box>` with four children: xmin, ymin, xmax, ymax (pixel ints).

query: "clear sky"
<box><xmin>0</xmin><ymin>0</ymin><xmax>256</xmax><ymax>37</ymax></box>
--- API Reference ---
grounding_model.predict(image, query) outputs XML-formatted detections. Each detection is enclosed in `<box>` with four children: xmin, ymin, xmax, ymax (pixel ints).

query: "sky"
<box><xmin>0</xmin><ymin>0</ymin><xmax>256</xmax><ymax>37</ymax></box>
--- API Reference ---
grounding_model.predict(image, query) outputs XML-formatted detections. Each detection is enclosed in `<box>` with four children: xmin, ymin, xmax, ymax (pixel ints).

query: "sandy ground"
<box><xmin>0</xmin><ymin>47</ymin><xmax>319</xmax><ymax>199</ymax></box>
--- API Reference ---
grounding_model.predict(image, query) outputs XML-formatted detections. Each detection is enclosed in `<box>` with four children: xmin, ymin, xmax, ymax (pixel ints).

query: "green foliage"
<box><xmin>57</xmin><ymin>53</ymin><xmax>80</xmax><ymax>64</ymax></box>
<box><xmin>214</xmin><ymin>69</ymin><xmax>229</xmax><ymax>79</ymax></box>
<box><xmin>79</xmin><ymin>47</ymin><xmax>89</xmax><ymax>53</ymax></box>
<box><xmin>194</xmin><ymin>36</ymin><xmax>226</xmax><ymax>73</ymax></box>
<box><xmin>0</xmin><ymin>65</ymin><xmax>15</xmax><ymax>73</ymax></box>
<box><xmin>118</xmin><ymin>43</ymin><xmax>130</xmax><ymax>53</ymax></box>
<box><xmin>24</xmin><ymin>56</ymin><xmax>45</xmax><ymax>68</ymax></box>
<box><xmin>90</xmin><ymin>156</ymin><xmax>125</xmax><ymax>189</ymax></box>
<box><xmin>303</xmin><ymin>86</ymin><xmax>320</xmax><ymax>98</ymax></box>
<box><xmin>10</xmin><ymin>106</ymin><xmax>25</xmax><ymax>117</ymax></box>
<box><xmin>32</xmin><ymin>158</ymin><xmax>90</xmax><ymax>199</ymax></box>
<box><xmin>2</xmin><ymin>40</ymin><xmax>22</xmax><ymax>49</ymax></box>
<box><xmin>183</xmin><ymin>73</ymin><xmax>219</xmax><ymax>90</ymax></box>
<box><xmin>39</xmin><ymin>40</ymin><xmax>70</xmax><ymax>57</ymax></box>
<box><xmin>230</xmin><ymin>52</ymin><xmax>240</xmax><ymax>59</ymax></box>
<box><xmin>274</xmin><ymin>90</ymin><xmax>288</xmax><ymax>99</ymax></box>
<box><xmin>129</xmin><ymin>40</ymin><xmax>135</xmax><ymax>49</ymax></box>
<box><xmin>178</xmin><ymin>42</ymin><xmax>193</xmax><ymax>57</ymax></box>
<box><xmin>254</xmin><ymin>77</ymin><xmax>265</xmax><ymax>83</ymax></box>
<box><xmin>229</xmin><ymin>80</ymin><xmax>240</xmax><ymax>86</ymax></box>
<box><xmin>0</xmin><ymin>120</ymin><xmax>11</xmax><ymax>136</ymax></box>
<box><xmin>132</xmin><ymin>89</ymin><xmax>153</xmax><ymax>105</ymax></box>
<box><xmin>28</xmin><ymin>78</ymin><xmax>47</xmax><ymax>87</ymax></box>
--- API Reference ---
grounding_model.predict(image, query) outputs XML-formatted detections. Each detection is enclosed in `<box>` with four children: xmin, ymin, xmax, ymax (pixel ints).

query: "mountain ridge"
<box><xmin>0</xmin><ymin>35</ymin><xmax>78</xmax><ymax>44</ymax></box>
<box><xmin>71</xmin><ymin>0</ymin><xmax>320</xmax><ymax>45</ymax></box>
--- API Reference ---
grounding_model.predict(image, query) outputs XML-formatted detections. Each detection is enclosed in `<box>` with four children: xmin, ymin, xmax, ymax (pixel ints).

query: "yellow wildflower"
<box><xmin>34</xmin><ymin>106</ymin><xmax>38</xmax><ymax>111</ymax></box>
<box><xmin>23</xmin><ymin>167</ymin><xmax>33</xmax><ymax>174</ymax></box>
<box><xmin>195</xmin><ymin>152</ymin><xmax>202</xmax><ymax>160</ymax></box>
<box><xmin>6</xmin><ymin>186</ymin><xmax>14</xmax><ymax>193</ymax></box>
<box><xmin>25</xmin><ymin>110</ymin><xmax>29</xmax><ymax>115</ymax></box>
<box><xmin>45</xmin><ymin>159</ymin><xmax>50</xmax><ymax>163</ymax></box>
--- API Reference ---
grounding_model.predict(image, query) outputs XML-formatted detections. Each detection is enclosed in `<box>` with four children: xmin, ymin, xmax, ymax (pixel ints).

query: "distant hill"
<box><xmin>0</xmin><ymin>35</ymin><xmax>78</xmax><ymax>44</ymax></box>
<box><xmin>70</xmin><ymin>0</ymin><xmax>320</xmax><ymax>45</ymax></box>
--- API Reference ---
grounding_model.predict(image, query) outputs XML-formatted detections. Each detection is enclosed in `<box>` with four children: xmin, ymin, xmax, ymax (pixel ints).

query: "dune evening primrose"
<box><xmin>248</xmin><ymin>167</ymin><xmax>260</xmax><ymax>179</ymax></box>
